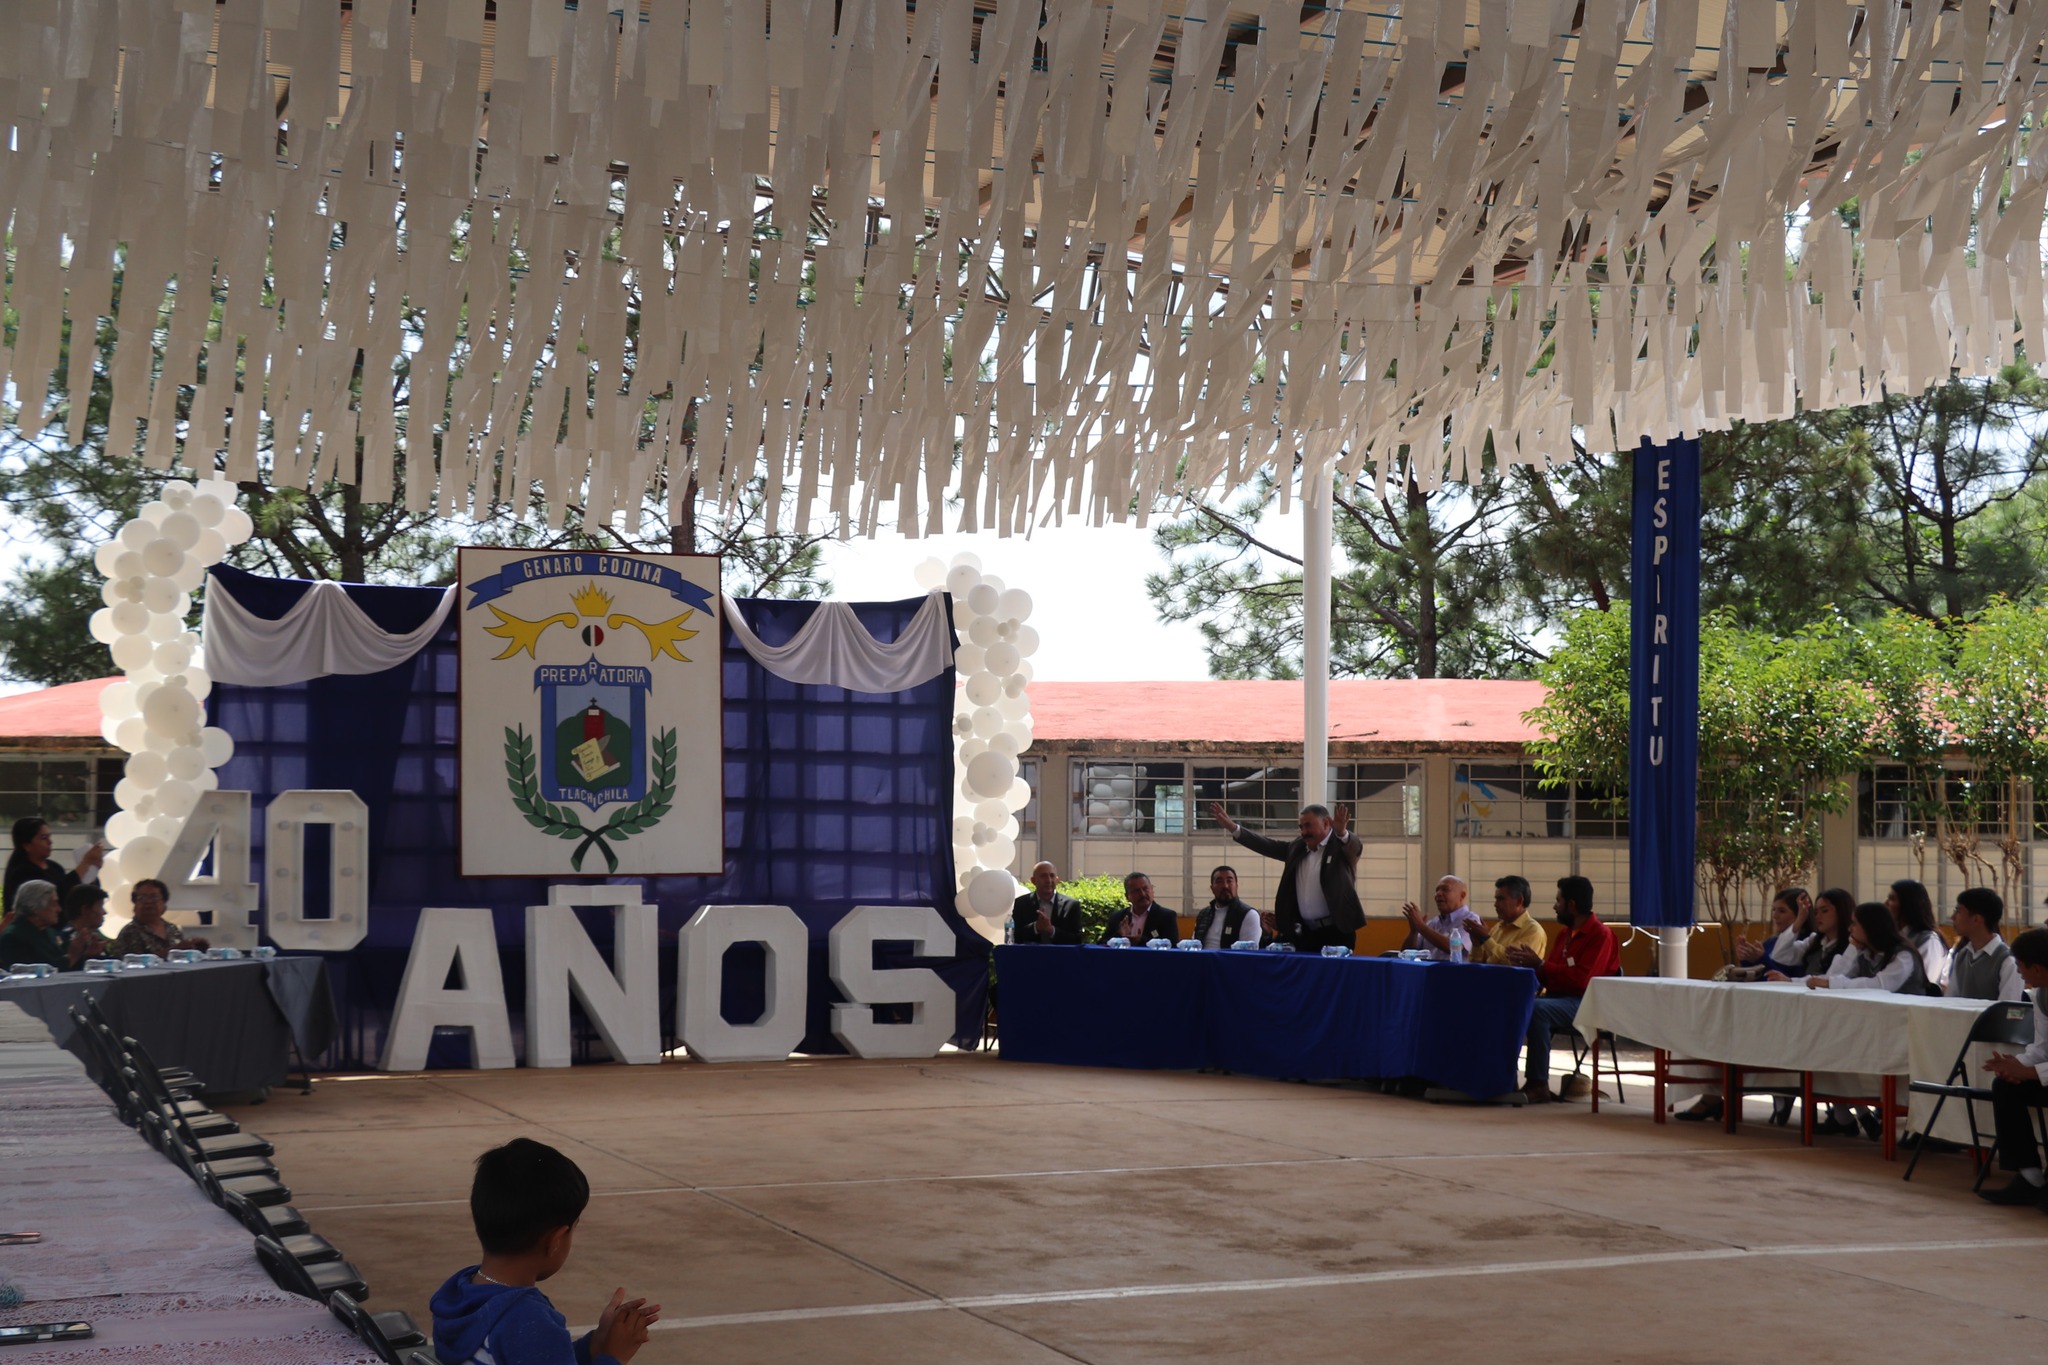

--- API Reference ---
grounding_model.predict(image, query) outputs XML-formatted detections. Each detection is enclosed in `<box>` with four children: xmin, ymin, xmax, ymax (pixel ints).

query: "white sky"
<box><xmin>818</xmin><ymin>507</ymin><xmax>1307</xmax><ymax>683</ymax></box>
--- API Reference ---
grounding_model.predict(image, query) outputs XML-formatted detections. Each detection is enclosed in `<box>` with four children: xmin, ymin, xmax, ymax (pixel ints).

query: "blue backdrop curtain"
<box><xmin>206</xmin><ymin>566</ymin><xmax>981</xmax><ymax>1066</ymax></box>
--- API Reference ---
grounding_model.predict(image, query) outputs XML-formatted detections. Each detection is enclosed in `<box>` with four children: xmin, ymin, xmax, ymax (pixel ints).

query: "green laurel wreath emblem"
<box><xmin>502</xmin><ymin>724</ymin><xmax>678</xmax><ymax>873</ymax></box>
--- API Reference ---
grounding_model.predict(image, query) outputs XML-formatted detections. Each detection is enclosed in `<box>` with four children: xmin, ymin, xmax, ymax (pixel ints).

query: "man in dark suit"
<box><xmin>1209</xmin><ymin>802</ymin><xmax>1362</xmax><ymax>953</ymax></box>
<box><xmin>1102</xmin><ymin>872</ymin><xmax>1179</xmax><ymax>944</ymax></box>
<box><xmin>1012</xmin><ymin>860</ymin><xmax>1084</xmax><ymax>944</ymax></box>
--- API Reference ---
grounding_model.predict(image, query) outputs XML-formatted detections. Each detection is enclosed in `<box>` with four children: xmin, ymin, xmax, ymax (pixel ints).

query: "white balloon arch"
<box><xmin>915</xmin><ymin>553</ymin><xmax>1037</xmax><ymax>945</ymax></box>
<box><xmin>88</xmin><ymin>478</ymin><xmax>252</xmax><ymax>906</ymax></box>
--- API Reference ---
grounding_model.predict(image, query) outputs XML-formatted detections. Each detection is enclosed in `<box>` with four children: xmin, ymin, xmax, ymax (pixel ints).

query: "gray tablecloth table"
<box><xmin>0</xmin><ymin>958</ymin><xmax>336</xmax><ymax>1093</ymax></box>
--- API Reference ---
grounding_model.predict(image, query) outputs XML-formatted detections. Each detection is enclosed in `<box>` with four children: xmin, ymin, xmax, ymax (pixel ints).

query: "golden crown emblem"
<box><xmin>570</xmin><ymin>582</ymin><xmax>614</xmax><ymax>617</ymax></box>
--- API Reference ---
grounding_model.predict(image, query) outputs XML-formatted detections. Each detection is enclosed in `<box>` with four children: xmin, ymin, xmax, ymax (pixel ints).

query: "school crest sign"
<box><xmin>457</xmin><ymin>549</ymin><xmax>724</xmax><ymax>876</ymax></box>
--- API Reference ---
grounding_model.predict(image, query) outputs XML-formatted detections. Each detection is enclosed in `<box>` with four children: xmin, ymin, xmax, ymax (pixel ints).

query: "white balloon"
<box><xmin>139</xmin><ymin>577</ymin><xmax>182</xmax><ymax>615</ymax></box>
<box><xmin>159</xmin><ymin>510</ymin><xmax>201</xmax><ymax>549</ymax></box>
<box><xmin>105</xmin><ymin>811</ymin><xmax>145</xmax><ymax>845</ymax></box>
<box><xmin>108</xmin><ymin>601</ymin><xmax>147</xmax><ymax>637</ymax></box>
<box><xmin>987</xmin><ymin>731</ymin><xmax>1022</xmax><ymax>758</ymax></box>
<box><xmin>184</xmin><ymin>668</ymin><xmax>211</xmax><ymax>700</ymax></box>
<box><xmin>142</xmin><ymin>724</ymin><xmax>181</xmax><ymax>754</ymax></box>
<box><xmin>967</xmin><ymin>616</ymin><xmax>999</xmax><ymax>646</ymax></box>
<box><xmin>949</xmin><ymin>551</ymin><xmax>983</xmax><ymax>573</ymax></box>
<box><xmin>161</xmin><ymin>481</ymin><xmax>195</xmax><ymax>509</ymax></box>
<box><xmin>194</xmin><ymin>477</ymin><xmax>234</xmax><ymax>504</ymax></box>
<box><xmin>156</xmin><ymin>780</ymin><xmax>198</xmax><ymax>818</ymax></box>
<box><xmin>964</xmin><ymin>868</ymin><xmax>1016</xmax><ymax>919</ymax></box>
<box><xmin>141</xmin><ymin>537</ymin><xmax>184</xmax><ymax>577</ymax></box>
<box><xmin>953</xmin><ymin>643</ymin><xmax>985</xmax><ymax>674</ymax></box>
<box><xmin>115</xmin><ymin>576</ymin><xmax>146</xmax><ymax>604</ymax></box>
<box><xmin>118</xmin><ymin>521</ymin><xmax>153</xmax><ymax>551</ymax></box>
<box><xmin>964</xmin><ymin>672</ymin><xmax>1003</xmax><ymax>707</ymax></box>
<box><xmin>190</xmin><ymin>494</ymin><xmax>224</xmax><ymax>528</ymax></box>
<box><xmin>973</xmin><ymin>798</ymin><xmax>1009</xmax><ymax>827</ymax></box>
<box><xmin>218</xmin><ymin>506</ymin><xmax>254</xmax><ymax>542</ymax></box>
<box><xmin>951</xmin><ymin>815</ymin><xmax>976</xmax><ymax>843</ymax></box>
<box><xmin>146</xmin><ymin>613</ymin><xmax>185</xmax><ymax>645</ymax></box>
<box><xmin>966</xmin><ymin>583</ymin><xmax>1000</xmax><ymax>617</ymax></box>
<box><xmin>1087</xmin><ymin>799</ymin><xmax>1112</xmax><ymax>819</ymax></box>
<box><xmin>985</xmin><ymin>642</ymin><xmax>1021</xmax><ymax>675</ymax></box>
<box><xmin>195</xmin><ymin>769</ymin><xmax>218</xmax><ymax>791</ymax></box>
<box><xmin>119</xmin><ymin>836</ymin><xmax>169</xmax><ymax>877</ymax></box>
<box><xmin>1009</xmin><ymin>715</ymin><xmax>1035</xmax><ymax>747</ymax></box>
<box><xmin>114</xmin><ymin>716</ymin><xmax>149</xmax><ymax>752</ymax></box>
<box><xmin>141</xmin><ymin>501</ymin><xmax>170</xmax><ymax>523</ymax></box>
<box><xmin>951</xmin><ymin>713</ymin><xmax>974</xmax><ymax>739</ymax></box>
<box><xmin>170</xmin><ymin>559</ymin><xmax>206</xmax><ymax>593</ymax></box>
<box><xmin>944</xmin><ymin>564</ymin><xmax>981</xmax><ymax>599</ymax></box>
<box><xmin>1007</xmin><ymin>777</ymin><xmax>1034</xmax><ymax>810</ymax></box>
<box><xmin>192</xmin><ymin>530</ymin><xmax>226</xmax><ymax>568</ymax></box>
<box><xmin>1016</xmin><ymin>659</ymin><xmax>1034</xmax><ymax>683</ymax></box>
<box><xmin>971</xmin><ymin>822</ymin><xmax>994</xmax><ymax>847</ymax></box>
<box><xmin>110</xmin><ymin>634</ymin><xmax>155</xmax><ymax>672</ymax></box>
<box><xmin>957</xmin><ymin>736</ymin><xmax>988</xmax><ymax>762</ymax></box>
<box><xmin>998</xmin><ymin>588</ymin><xmax>1034</xmax><ymax>622</ymax></box>
<box><xmin>913</xmin><ymin>557</ymin><xmax>947</xmax><ymax>589</ymax></box>
<box><xmin>1087</xmin><ymin>822</ymin><xmax>1111</xmax><ymax>835</ymax></box>
<box><xmin>89</xmin><ymin>608</ymin><xmax>119</xmax><ymax>644</ymax></box>
<box><xmin>971</xmin><ymin>706</ymin><xmax>1004</xmax><ymax>738</ymax></box>
<box><xmin>130</xmin><ymin>792</ymin><xmax>157</xmax><ymax>819</ymax></box>
<box><xmin>997</xmin><ymin>691</ymin><xmax>1032</xmax><ymax>719</ymax></box>
<box><xmin>1004</xmin><ymin>673</ymin><xmax>1029</xmax><ymax>699</ymax></box>
<box><xmin>200</xmin><ymin>726</ymin><xmax>235</xmax><ymax>767</ymax></box>
<box><xmin>980</xmin><ymin>574</ymin><xmax>1006</xmax><ymax>595</ymax></box>
<box><xmin>966</xmin><ymin>750</ymin><xmax>1017</xmax><ymax>798</ymax></box>
<box><xmin>112</xmin><ymin>777</ymin><xmax>143</xmax><ymax>808</ymax></box>
<box><xmin>100</xmin><ymin>681</ymin><xmax>138</xmax><ymax>719</ymax></box>
<box><xmin>126</xmin><ymin>749</ymin><xmax>169</xmax><ymax>787</ymax></box>
<box><xmin>152</xmin><ymin>638</ymin><xmax>193</xmax><ymax>671</ymax></box>
<box><xmin>93</xmin><ymin>541</ymin><xmax>123</xmax><ymax>575</ymax></box>
<box><xmin>983</xmin><ymin>835</ymin><xmax>1016</xmax><ymax>870</ymax></box>
<box><xmin>1015</xmin><ymin>625</ymin><xmax>1040</xmax><ymax>658</ymax></box>
<box><xmin>166</xmin><ymin>746</ymin><xmax>207</xmax><ymax>782</ymax></box>
<box><xmin>142</xmin><ymin>684</ymin><xmax>200</xmax><ymax>736</ymax></box>
<box><xmin>112</xmin><ymin>549</ymin><xmax>145</xmax><ymax>580</ymax></box>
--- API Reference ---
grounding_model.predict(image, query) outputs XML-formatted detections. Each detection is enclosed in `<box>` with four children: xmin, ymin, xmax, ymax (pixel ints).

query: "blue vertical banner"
<box><xmin>1629</xmin><ymin>436</ymin><xmax>1701</xmax><ymax>928</ymax></box>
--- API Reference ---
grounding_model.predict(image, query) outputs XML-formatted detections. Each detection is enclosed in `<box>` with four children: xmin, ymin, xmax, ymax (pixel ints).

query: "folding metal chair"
<box><xmin>252</xmin><ymin>1234</ymin><xmax>370</xmax><ymax>1304</ymax></box>
<box><xmin>1903</xmin><ymin>999</ymin><xmax>2041</xmax><ymax>1188</ymax></box>
<box><xmin>329</xmin><ymin>1291</ymin><xmax>429</xmax><ymax>1364</ymax></box>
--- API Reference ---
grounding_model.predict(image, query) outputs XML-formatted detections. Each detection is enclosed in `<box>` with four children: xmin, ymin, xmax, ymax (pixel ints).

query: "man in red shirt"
<box><xmin>1506</xmin><ymin>875</ymin><xmax>1619</xmax><ymax>1103</ymax></box>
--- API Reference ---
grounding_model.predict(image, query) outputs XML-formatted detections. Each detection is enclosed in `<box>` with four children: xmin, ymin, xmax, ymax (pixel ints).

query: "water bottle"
<box><xmin>1003</xmin><ymin>913</ymin><xmax>1014</xmax><ymax>945</ymax></box>
<box><xmin>1448</xmin><ymin>927</ymin><xmax>1467</xmax><ymax>964</ymax></box>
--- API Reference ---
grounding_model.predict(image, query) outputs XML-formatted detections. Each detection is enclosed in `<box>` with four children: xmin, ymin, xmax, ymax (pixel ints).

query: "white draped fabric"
<box><xmin>202</xmin><ymin>573</ymin><xmax>954</xmax><ymax>691</ymax></box>
<box><xmin>201</xmin><ymin>577</ymin><xmax>458</xmax><ymax>687</ymax></box>
<box><xmin>721</xmin><ymin>591</ymin><xmax>956</xmax><ymax>692</ymax></box>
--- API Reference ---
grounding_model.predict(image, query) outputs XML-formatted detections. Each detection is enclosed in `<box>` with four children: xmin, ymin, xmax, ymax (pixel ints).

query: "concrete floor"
<box><xmin>223</xmin><ymin>1053</ymin><xmax>2048</xmax><ymax>1364</ymax></box>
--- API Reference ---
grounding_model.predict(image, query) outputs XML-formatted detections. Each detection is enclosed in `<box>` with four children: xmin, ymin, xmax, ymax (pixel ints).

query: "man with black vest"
<box><xmin>1208</xmin><ymin>801</ymin><xmax>1362</xmax><ymax>953</ymax></box>
<box><xmin>1194</xmin><ymin>865</ymin><xmax>1264</xmax><ymax>951</ymax></box>
<box><xmin>1947</xmin><ymin>887</ymin><xmax>2022</xmax><ymax>1001</ymax></box>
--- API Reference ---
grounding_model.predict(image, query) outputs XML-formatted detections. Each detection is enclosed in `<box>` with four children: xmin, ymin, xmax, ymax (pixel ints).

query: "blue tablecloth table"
<box><xmin>994</xmin><ymin>945</ymin><xmax>1538</xmax><ymax>1097</ymax></box>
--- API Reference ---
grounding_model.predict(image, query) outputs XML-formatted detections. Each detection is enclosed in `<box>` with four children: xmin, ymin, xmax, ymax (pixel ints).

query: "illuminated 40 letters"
<box><xmin>159</xmin><ymin>789</ymin><xmax>370</xmax><ymax>952</ymax></box>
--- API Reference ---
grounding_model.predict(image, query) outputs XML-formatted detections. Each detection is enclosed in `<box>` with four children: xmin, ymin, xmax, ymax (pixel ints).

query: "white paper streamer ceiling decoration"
<box><xmin>4</xmin><ymin>1</ymin><xmax>2047</xmax><ymax>532</ymax></box>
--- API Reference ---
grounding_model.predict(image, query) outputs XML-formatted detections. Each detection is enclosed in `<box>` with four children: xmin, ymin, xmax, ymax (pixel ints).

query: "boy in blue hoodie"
<box><xmin>431</xmin><ymin>1138</ymin><xmax>660</xmax><ymax>1365</ymax></box>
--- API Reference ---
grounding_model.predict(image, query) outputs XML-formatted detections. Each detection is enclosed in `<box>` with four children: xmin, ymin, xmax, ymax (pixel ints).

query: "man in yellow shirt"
<box><xmin>1472</xmin><ymin>874</ymin><xmax>1547</xmax><ymax>965</ymax></box>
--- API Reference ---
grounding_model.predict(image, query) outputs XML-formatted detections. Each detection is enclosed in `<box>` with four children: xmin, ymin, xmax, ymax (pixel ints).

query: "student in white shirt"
<box><xmin>1806</xmin><ymin>901</ymin><xmax>1933</xmax><ymax>995</ymax></box>
<box><xmin>1978</xmin><ymin>929</ymin><xmax>2048</xmax><ymax>1207</ymax></box>
<box><xmin>1947</xmin><ymin>887</ymin><xmax>2022</xmax><ymax>1002</ymax></box>
<box><xmin>1887</xmin><ymin>878</ymin><xmax>1949</xmax><ymax>992</ymax></box>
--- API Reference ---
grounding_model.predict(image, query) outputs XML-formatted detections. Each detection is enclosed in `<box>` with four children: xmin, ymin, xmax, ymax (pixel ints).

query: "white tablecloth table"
<box><xmin>1574</xmin><ymin>977</ymin><xmax>2002</xmax><ymax>1156</ymax></box>
<box><xmin>0</xmin><ymin>1002</ymin><xmax>376</xmax><ymax>1362</ymax></box>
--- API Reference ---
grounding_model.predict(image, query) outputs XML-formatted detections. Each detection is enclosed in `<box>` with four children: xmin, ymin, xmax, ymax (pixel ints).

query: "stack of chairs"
<box><xmin>66</xmin><ymin>992</ymin><xmax>448</xmax><ymax>1364</ymax></box>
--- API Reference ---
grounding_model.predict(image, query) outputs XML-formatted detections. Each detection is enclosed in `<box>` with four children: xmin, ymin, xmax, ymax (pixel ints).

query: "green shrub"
<box><xmin>1059</xmin><ymin>874</ymin><xmax>1131</xmax><ymax>943</ymax></box>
